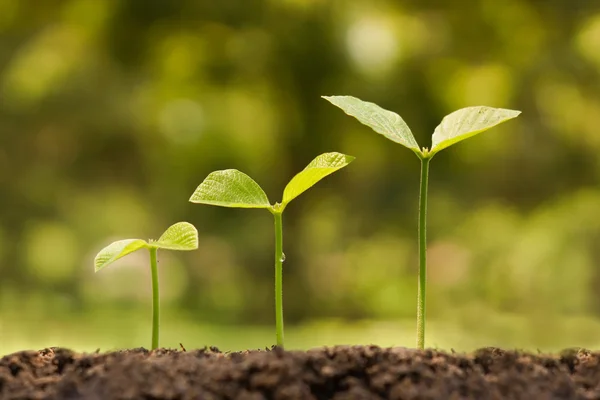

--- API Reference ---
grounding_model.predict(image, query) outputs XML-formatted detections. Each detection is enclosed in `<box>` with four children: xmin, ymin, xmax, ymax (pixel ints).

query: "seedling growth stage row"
<box><xmin>95</xmin><ymin>95</ymin><xmax>521</xmax><ymax>351</ymax></box>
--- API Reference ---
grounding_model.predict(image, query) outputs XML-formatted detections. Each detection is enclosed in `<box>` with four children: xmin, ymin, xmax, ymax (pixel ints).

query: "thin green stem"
<box><xmin>417</xmin><ymin>156</ymin><xmax>430</xmax><ymax>349</ymax></box>
<box><xmin>149</xmin><ymin>247</ymin><xmax>160</xmax><ymax>350</ymax></box>
<box><xmin>273</xmin><ymin>211</ymin><xmax>284</xmax><ymax>348</ymax></box>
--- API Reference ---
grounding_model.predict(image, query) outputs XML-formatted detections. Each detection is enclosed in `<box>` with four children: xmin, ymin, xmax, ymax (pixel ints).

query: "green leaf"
<box><xmin>322</xmin><ymin>95</ymin><xmax>420</xmax><ymax>154</ymax></box>
<box><xmin>154</xmin><ymin>222</ymin><xmax>199</xmax><ymax>251</ymax></box>
<box><xmin>430</xmin><ymin>106</ymin><xmax>521</xmax><ymax>156</ymax></box>
<box><xmin>94</xmin><ymin>239</ymin><xmax>148</xmax><ymax>272</ymax></box>
<box><xmin>282</xmin><ymin>152</ymin><xmax>354</xmax><ymax>205</ymax></box>
<box><xmin>189</xmin><ymin>169</ymin><xmax>271</xmax><ymax>208</ymax></box>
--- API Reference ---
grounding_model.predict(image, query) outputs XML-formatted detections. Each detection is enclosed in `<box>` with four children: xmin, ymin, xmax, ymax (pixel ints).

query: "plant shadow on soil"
<box><xmin>1</xmin><ymin>345</ymin><xmax>599</xmax><ymax>399</ymax></box>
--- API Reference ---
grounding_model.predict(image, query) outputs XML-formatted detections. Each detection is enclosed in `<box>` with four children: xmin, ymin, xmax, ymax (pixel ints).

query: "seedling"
<box><xmin>189</xmin><ymin>152</ymin><xmax>354</xmax><ymax>348</ymax></box>
<box><xmin>94</xmin><ymin>222</ymin><xmax>199</xmax><ymax>350</ymax></box>
<box><xmin>323</xmin><ymin>95</ymin><xmax>521</xmax><ymax>349</ymax></box>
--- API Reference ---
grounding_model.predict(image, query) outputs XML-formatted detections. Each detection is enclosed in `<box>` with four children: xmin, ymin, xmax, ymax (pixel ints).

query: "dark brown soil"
<box><xmin>1</xmin><ymin>345</ymin><xmax>599</xmax><ymax>400</ymax></box>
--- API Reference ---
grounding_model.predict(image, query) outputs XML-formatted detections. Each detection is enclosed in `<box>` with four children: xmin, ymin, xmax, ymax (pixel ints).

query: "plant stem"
<box><xmin>149</xmin><ymin>247</ymin><xmax>160</xmax><ymax>350</ymax></box>
<box><xmin>273</xmin><ymin>211</ymin><xmax>285</xmax><ymax>348</ymax></box>
<box><xmin>417</xmin><ymin>156</ymin><xmax>430</xmax><ymax>349</ymax></box>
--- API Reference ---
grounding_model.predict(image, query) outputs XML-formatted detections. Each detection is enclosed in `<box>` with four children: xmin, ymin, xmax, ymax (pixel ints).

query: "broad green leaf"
<box><xmin>189</xmin><ymin>169</ymin><xmax>271</xmax><ymax>208</ymax></box>
<box><xmin>430</xmin><ymin>106</ymin><xmax>521</xmax><ymax>156</ymax></box>
<box><xmin>322</xmin><ymin>95</ymin><xmax>420</xmax><ymax>153</ymax></box>
<box><xmin>94</xmin><ymin>239</ymin><xmax>148</xmax><ymax>272</ymax></box>
<box><xmin>282</xmin><ymin>152</ymin><xmax>354</xmax><ymax>205</ymax></box>
<box><xmin>154</xmin><ymin>222</ymin><xmax>199</xmax><ymax>251</ymax></box>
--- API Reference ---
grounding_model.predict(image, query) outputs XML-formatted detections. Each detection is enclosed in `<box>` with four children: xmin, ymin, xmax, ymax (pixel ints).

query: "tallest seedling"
<box><xmin>323</xmin><ymin>95</ymin><xmax>520</xmax><ymax>349</ymax></box>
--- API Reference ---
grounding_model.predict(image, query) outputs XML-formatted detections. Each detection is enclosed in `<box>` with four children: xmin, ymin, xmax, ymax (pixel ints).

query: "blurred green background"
<box><xmin>2</xmin><ymin>0</ymin><xmax>600</xmax><ymax>355</ymax></box>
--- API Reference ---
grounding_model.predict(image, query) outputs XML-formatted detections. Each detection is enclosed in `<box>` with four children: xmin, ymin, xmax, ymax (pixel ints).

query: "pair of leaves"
<box><xmin>189</xmin><ymin>152</ymin><xmax>354</xmax><ymax>210</ymax></box>
<box><xmin>322</xmin><ymin>96</ymin><xmax>521</xmax><ymax>158</ymax></box>
<box><xmin>94</xmin><ymin>222</ymin><xmax>199</xmax><ymax>272</ymax></box>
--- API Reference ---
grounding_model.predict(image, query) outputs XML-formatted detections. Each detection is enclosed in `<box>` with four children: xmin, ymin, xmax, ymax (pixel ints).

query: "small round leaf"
<box><xmin>94</xmin><ymin>239</ymin><xmax>148</xmax><ymax>272</ymax></box>
<box><xmin>189</xmin><ymin>169</ymin><xmax>271</xmax><ymax>209</ymax></box>
<box><xmin>154</xmin><ymin>222</ymin><xmax>199</xmax><ymax>251</ymax></box>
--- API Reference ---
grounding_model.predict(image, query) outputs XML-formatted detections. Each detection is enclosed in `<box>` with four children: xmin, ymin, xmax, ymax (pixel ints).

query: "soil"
<box><xmin>1</xmin><ymin>345</ymin><xmax>599</xmax><ymax>400</ymax></box>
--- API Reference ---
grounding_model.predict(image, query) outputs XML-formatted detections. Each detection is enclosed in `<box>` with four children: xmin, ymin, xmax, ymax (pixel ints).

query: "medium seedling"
<box><xmin>323</xmin><ymin>95</ymin><xmax>521</xmax><ymax>349</ymax></box>
<box><xmin>189</xmin><ymin>152</ymin><xmax>354</xmax><ymax>348</ymax></box>
<box><xmin>94</xmin><ymin>222</ymin><xmax>199</xmax><ymax>350</ymax></box>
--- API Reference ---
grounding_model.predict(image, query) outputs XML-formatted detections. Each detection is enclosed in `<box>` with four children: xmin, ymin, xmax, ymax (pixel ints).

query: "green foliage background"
<box><xmin>2</xmin><ymin>0</ymin><xmax>600</xmax><ymax>354</ymax></box>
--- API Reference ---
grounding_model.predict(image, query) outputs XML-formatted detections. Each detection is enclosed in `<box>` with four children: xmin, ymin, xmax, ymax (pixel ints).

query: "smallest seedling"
<box><xmin>94</xmin><ymin>222</ymin><xmax>199</xmax><ymax>350</ymax></box>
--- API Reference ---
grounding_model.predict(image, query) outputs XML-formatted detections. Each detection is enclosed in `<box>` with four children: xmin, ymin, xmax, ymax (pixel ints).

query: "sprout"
<box><xmin>323</xmin><ymin>95</ymin><xmax>520</xmax><ymax>349</ymax></box>
<box><xmin>94</xmin><ymin>222</ymin><xmax>199</xmax><ymax>350</ymax></box>
<box><xmin>190</xmin><ymin>152</ymin><xmax>354</xmax><ymax>348</ymax></box>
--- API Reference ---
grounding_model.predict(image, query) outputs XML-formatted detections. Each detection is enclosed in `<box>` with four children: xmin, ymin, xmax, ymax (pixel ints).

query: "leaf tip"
<box><xmin>93</xmin><ymin>252</ymin><xmax>110</xmax><ymax>273</ymax></box>
<box><xmin>321</xmin><ymin>95</ymin><xmax>347</xmax><ymax>104</ymax></box>
<box><xmin>498</xmin><ymin>108</ymin><xmax>522</xmax><ymax>124</ymax></box>
<box><xmin>339</xmin><ymin>153</ymin><xmax>356</xmax><ymax>165</ymax></box>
